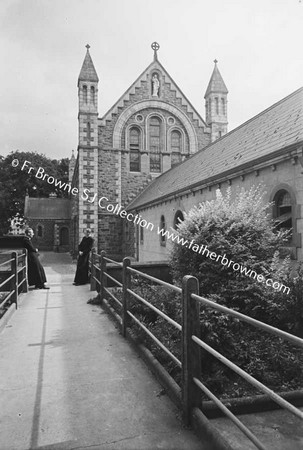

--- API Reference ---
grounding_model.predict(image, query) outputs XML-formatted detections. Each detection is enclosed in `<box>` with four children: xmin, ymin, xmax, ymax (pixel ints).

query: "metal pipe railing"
<box><xmin>0</xmin><ymin>250</ymin><xmax>28</xmax><ymax>309</ymax></box>
<box><xmin>90</xmin><ymin>253</ymin><xmax>303</xmax><ymax>449</ymax></box>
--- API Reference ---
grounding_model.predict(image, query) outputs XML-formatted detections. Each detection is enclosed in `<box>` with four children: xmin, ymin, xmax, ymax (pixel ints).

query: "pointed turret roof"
<box><xmin>204</xmin><ymin>60</ymin><xmax>228</xmax><ymax>98</ymax></box>
<box><xmin>78</xmin><ymin>44</ymin><xmax>99</xmax><ymax>84</ymax></box>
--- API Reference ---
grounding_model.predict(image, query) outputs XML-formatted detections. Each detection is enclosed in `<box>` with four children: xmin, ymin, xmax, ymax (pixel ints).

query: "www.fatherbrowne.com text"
<box><xmin>16</xmin><ymin>159</ymin><xmax>290</xmax><ymax>294</ymax></box>
<box><xmin>157</xmin><ymin>226</ymin><xmax>290</xmax><ymax>295</ymax></box>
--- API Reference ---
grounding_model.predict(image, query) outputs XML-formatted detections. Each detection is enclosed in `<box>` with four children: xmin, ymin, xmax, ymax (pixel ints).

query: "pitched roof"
<box><xmin>24</xmin><ymin>198</ymin><xmax>71</xmax><ymax>219</ymax></box>
<box><xmin>128</xmin><ymin>87</ymin><xmax>303</xmax><ymax>210</ymax></box>
<box><xmin>204</xmin><ymin>62</ymin><xmax>228</xmax><ymax>97</ymax></box>
<box><xmin>78</xmin><ymin>48</ymin><xmax>99</xmax><ymax>83</ymax></box>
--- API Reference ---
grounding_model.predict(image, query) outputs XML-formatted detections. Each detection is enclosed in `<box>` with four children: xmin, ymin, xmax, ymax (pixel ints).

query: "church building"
<box><xmin>128</xmin><ymin>87</ymin><xmax>303</xmax><ymax>262</ymax></box>
<box><xmin>70</xmin><ymin>43</ymin><xmax>229</xmax><ymax>259</ymax></box>
<box><xmin>69</xmin><ymin>43</ymin><xmax>303</xmax><ymax>264</ymax></box>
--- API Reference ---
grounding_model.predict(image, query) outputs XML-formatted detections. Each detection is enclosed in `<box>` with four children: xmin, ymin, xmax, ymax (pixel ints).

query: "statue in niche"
<box><xmin>152</xmin><ymin>74</ymin><xmax>160</xmax><ymax>97</ymax></box>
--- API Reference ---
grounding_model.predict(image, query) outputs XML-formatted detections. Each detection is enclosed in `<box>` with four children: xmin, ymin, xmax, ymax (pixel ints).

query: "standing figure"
<box><xmin>23</xmin><ymin>228</ymin><xmax>49</xmax><ymax>289</ymax></box>
<box><xmin>152</xmin><ymin>74</ymin><xmax>160</xmax><ymax>97</ymax></box>
<box><xmin>73</xmin><ymin>228</ymin><xmax>94</xmax><ymax>285</ymax></box>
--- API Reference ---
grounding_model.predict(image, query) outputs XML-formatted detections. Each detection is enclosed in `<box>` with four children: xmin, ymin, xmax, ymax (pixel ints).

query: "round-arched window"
<box><xmin>129</xmin><ymin>127</ymin><xmax>140</xmax><ymax>172</ymax></box>
<box><xmin>149</xmin><ymin>116</ymin><xmax>162</xmax><ymax>172</ymax></box>
<box><xmin>274</xmin><ymin>189</ymin><xmax>293</xmax><ymax>238</ymax></box>
<box><xmin>37</xmin><ymin>225</ymin><xmax>43</xmax><ymax>238</ymax></box>
<box><xmin>160</xmin><ymin>215</ymin><xmax>166</xmax><ymax>246</ymax></box>
<box><xmin>60</xmin><ymin>227</ymin><xmax>69</xmax><ymax>246</ymax></box>
<box><xmin>173</xmin><ymin>210</ymin><xmax>184</xmax><ymax>229</ymax></box>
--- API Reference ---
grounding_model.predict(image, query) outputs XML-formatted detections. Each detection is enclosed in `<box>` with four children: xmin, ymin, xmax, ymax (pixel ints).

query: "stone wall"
<box><xmin>27</xmin><ymin>219</ymin><xmax>54</xmax><ymax>251</ymax></box>
<box><xmin>97</xmin><ymin>213</ymin><xmax>123</xmax><ymax>260</ymax></box>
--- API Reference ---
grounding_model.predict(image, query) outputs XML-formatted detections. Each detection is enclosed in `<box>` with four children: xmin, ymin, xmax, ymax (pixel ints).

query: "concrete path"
<box><xmin>0</xmin><ymin>252</ymin><xmax>204</xmax><ymax>450</ymax></box>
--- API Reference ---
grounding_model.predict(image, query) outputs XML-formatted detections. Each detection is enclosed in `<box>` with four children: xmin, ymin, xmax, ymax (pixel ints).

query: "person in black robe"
<box><xmin>73</xmin><ymin>228</ymin><xmax>94</xmax><ymax>285</ymax></box>
<box><xmin>23</xmin><ymin>228</ymin><xmax>49</xmax><ymax>289</ymax></box>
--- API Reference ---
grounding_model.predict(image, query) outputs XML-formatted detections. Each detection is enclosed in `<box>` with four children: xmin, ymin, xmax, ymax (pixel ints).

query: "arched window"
<box><xmin>215</xmin><ymin>97</ymin><xmax>219</xmax><ymax>115</ymax></box>
<box><xmin>173</xmin><ymin>210</ymin><xmax>184</xmax><ymax>229</ymax></box>
<box><xmin>90</xmin><ymin>86</ymin><xmax>95</xmax><ymax>105</ymax></box>
<box><xmin>140</xmin><ymin>225</ymin><xmax>144</xmax><ymax>244</ymax></box>
<box><xmin>37</xmin><ymin>225</ymin><xmax>43</xmax><ymax>237</ymax></box>
<box><xmin>129</xmin><ymin>127</ymin><xmax>140</xmax><ymax>172</ymax></box>
<box><xmin>160</xmin><ymin>215</ymin><xmax>166</xmax><ymax>246</ymax></box>
<box><xmin>87</xmin><ymin>122</ymin><xmax>91</xmax><ymax>145</ymax></box>
<box><xmin>208</xmin><ymin>98</ymin><xmax>212</xmax><ymax>115</ymax></box>
<box><xmin>274</xmin><ymin>190</ymin><xmax>293</xmax><ymax>239</ymax></box>
<box><xmin>149</xmin><ymin>116</ymin><xmax>162</xmax><ymax>172</ymax></box>
<box><xmin>83</xmin><ymin>85</ymin><xmax>88</xmax><ymax>104</ymax></box>
<box><xmin>60</xmin><ymin>227</ymin><xmax>69</xmax><ymax>246</ymax></box>
<box><xmin>221</xmin><ymin>98</ymin><xmax>225</xmax><ymax>115</ymax></box>
<box><xmin>171</xmin><ymin>130</ymin><xmax>182</xmax><ymax>167</ymax></box>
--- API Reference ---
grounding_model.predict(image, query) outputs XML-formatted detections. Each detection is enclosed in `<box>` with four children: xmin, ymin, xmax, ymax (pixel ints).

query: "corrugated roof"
<box><xmin>24</xmin><ymin>198</ymin><xmax>71</xmax><ymax>219</ymax></box>
<box><xmin>128</xmin><ymin>87</ymin><xmax>303</xmax><ymax>210</ymax></box>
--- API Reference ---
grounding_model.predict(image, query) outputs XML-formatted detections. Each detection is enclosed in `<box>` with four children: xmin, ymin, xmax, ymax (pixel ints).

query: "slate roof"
<box><xmin>24</xmin><ymin>198</ymin><xmax>71</xmax><ymax>220</ymax></box>
<box><xmin>128</xmin><ymin>87</ymin><xmax>303</xmax><ymax>210</ymax></box>
<box><xmin>78</xmin><ymin>48</ymin><xmax>99</xmax><ymax>83</ymax></box>
<box><xmin>204</xmin><ymin>62</ymin><xmax>228</xmax><ymax>97</ymax></box>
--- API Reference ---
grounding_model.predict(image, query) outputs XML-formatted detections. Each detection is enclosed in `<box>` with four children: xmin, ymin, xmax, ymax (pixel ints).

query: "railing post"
<box><xmin>181</xmin><ymin>275</ymin><xmax>202</xmax><ymax>425</ymax></box>
<box><xmin>11</xmin><ymin>251</ymin><xmax>18</xmax><ymax>309</ymax></box>
<box><xmin>90</xmin><ymin>248</ymin><xmax>96</xmax><ymax>291</ymax></box>
<box><xmin>96</xmin><ymin>255</ymin><xmax>101</xmax><ymax>295</ymax></box>
<box><xmin>23</xmin><ymin>249</ymin><xmax>28</xmax><ymax>293</ymax></box>
<box><xmin>99</xmin><ymin>250</ymin><xmax>107</xmax><ymax>302</ymax></box>
<box><xmin>122</xmin><ymin>257</ymin><xmax>131</xmax><ymax>337</ymax></box>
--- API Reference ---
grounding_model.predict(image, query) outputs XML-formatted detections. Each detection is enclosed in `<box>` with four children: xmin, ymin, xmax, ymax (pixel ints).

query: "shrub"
<box><xmin>170</xmin><ymin>185</ymin><xmax>290</xmax><ymax>310</ymax></box>
<box><xmin>168</xmin><ymin>185</ymin><xmax>303</xmax><ymax>393</ymax></box>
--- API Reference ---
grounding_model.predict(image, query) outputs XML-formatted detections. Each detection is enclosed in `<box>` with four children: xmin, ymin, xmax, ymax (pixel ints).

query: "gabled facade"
<box><xmin>71</xmin><ymin>43</ymin><xmax>228</xmax><ymax>259</ymax></box>
<box><xmin>24</xmin><ymin>194</ymin><xmax>71</xmax><ymax>252</ymax></box>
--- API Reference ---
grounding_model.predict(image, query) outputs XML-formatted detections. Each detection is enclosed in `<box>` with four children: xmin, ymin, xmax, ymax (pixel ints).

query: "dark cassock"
<box><xmin>74</xmin><ymin>231</ymin><xmax>94</xmax><ymax>285</ymax></box>
<box><xmin>23</xmin><ymin>237</ymin><xmax>47</xmax><ymax>288</ymax></box>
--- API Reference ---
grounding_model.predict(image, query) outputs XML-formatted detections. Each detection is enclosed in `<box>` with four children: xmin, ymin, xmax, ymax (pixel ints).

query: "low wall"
<box><xmin>0</xmin><ymin>236</ymin><xmax>26</xmax><ymax>249</ymax></box>
<box><xmin>105</xmin><ymin>260</ymin><xmax>173</xmax><ymax>287</ymax></box>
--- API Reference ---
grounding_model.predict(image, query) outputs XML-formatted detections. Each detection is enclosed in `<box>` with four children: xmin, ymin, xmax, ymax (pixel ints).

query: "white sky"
<box><xmin>0</xmin><ymin>0</ymin><xmax>302</xmax><ymax>160</ymax></box>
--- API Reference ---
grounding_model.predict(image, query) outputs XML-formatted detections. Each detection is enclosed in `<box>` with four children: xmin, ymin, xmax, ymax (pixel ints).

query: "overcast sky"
<box><xmin>0</xmin><ymin>0</ymin><xmax>302</xmax><ymax>161</ymax></box>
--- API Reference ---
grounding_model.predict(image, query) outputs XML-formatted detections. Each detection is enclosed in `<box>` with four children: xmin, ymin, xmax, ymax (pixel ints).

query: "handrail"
<box><xmin>128</xmin><ymin>266</ymin><xmax>182</xmax><ymax>294</ymax></box>
<box><xmin>104</xmin><ymin>271</ymin><xmax>123</xmax><ymax>288</ymax></box>
<box><xmin>104</xmin><ymin>256</ymin><xmax>123</xmax><ymax>266</ymax></box>
<box><xmin>0</xmin><ymin>250</ymin><xmax>28</xmax><ymax>310</ymax></box>
<box><xmin>0</xmin><ymin>290</ymin><xmax>15</xmax><ymax>308</ymax></box>
<box><xmin>127</xmin><ymin>310</ymin><xmax>182</xmax><ymax>367</ymax></box>
<box><xmin>193</xmin><ymin>377</ymin><xmax>267</xmax><ymax>450</ymax></box>
<box><xmin>192</xmin><ymin>292</ymin><xmax>303</xmax><ymax>348</ymax></box>
<box><xmin>90</xmin><ymin>253</ymin><xmax>303</xmax><ymax>449</ymax></box>
<box><xmin>192</xmin><ymin>335</ymin><xmax>303</xmax><ymax>420</ymax></box>
<box><xmin>0</xmin><ymin>258</ymin><xmax>15</xmax><ymax>268</ymax></box>
<box><xmin>127</xmin><ymin>287</ymin><xmax>182</xmax><ymax>331</ymax></box>
<box><xmin>0</xmin><ymin>273</ymin><xmax>15</xmax><ymax>289</ymax></box>
<box><xmin>104</xmin><ymin>286</ymin><xmax>122</xmax><ymax>308</ymax></box>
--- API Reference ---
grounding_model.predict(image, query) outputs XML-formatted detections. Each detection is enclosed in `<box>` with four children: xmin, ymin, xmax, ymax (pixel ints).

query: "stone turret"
<box><xmin>204</xmin><ymin>60</ymin><xmax>228</xmax><ymax>142</ymax></box>
<box><xmin>77</xmin><ymin>45</ymin><xmax>99</xmax><ymax>245</ymax></box>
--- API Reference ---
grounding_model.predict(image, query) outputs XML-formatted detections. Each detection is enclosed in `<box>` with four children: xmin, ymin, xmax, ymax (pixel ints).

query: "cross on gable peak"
<box><xmin>151</xmin><ymin>42</ymin><xmax>160</xmax><ymax>60</ymax></box>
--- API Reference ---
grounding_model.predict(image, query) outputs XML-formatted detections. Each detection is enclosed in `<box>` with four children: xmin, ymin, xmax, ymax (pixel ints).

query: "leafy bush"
<box><xmin>103</xmin><ymin>185</ymin><xmax>303</xmax><ymax>397</ymax></box>
<box><xmin>170</xmin><ymin>185</ymin><xmax>290</xmax><ymax>309</ymax></box>
<box><xmin>167</xmin><ymin>185</ymin><xmax>303</xmax><ymax>394</ymax></box>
